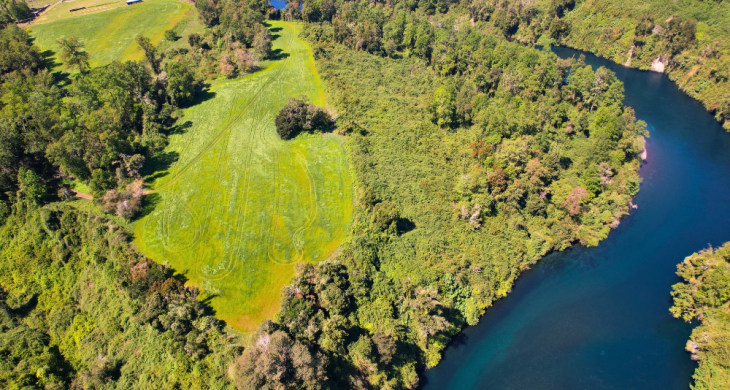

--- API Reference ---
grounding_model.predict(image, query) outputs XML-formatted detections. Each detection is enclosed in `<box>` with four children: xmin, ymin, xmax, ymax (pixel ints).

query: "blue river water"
<box><xmin>270</xmin><ymin>0</ymin><xmax>286</xmax><ymax>10</ymax></box>
<box><xmin>420</xmin><ymin>47</ymin><xmax>730</xmax><ymax>389</ymax></box>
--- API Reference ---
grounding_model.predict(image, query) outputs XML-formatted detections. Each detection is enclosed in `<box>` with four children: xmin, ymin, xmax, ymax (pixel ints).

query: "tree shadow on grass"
<box><xmin>134</xmin><ymin>191</ymin><xmax>161</xmax><ymax>220</ymax></box>
<box><xmin>270</xmin><ymin>48</ymin><xmax>290</xmax><ymax>60</ymax></box>
<box><xmin>39</xmin><ymin>49</ymin><xmax>74</xmax><ymax>86</ymax></box>
<box><xmin>143</xmin><ymin>150</ymin><xmax>179</xmax><ymax>182</ymax></box>
<box><xmin>169</xmin><ymin>120</ymin><xmax>193</xmax><ymax>135</ymax></box>
<box><xmin>178</xmin><ymin>85</ymin><xmax>216</xmax><ymax>109</ymax></box>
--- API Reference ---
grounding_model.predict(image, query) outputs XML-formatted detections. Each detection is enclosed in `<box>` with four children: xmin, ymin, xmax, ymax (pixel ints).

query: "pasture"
<box><xmin>133</xmin><ymin>22</ymin><xmax>353</xmax><ymax>331</ymax></box>
<box><xmin>27</xmin><ymin>0</ymin><xmax>192</xmax><ymax>69</ymax></box>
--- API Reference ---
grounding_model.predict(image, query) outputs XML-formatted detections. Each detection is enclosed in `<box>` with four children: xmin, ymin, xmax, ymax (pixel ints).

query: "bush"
<box><xmin>100</xmin><ymin>179</ymin><xmax>144</xmax><ymax>219</ymax></box>
<box><xmin>274</xmin><ymin>96</ymin><xmax>333</xmax><ymax>140</ymax></box>
<box><xmin>163</xmin><ymin>30</ymin><xmax>178</xmax><ymax>42</ymax></box>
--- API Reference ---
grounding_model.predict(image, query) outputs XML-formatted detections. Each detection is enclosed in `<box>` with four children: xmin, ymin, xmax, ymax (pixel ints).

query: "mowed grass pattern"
<box><xmin>28</xmin><ymin>0</ymin><xmax>191</xmax><ymax>68</ymax></box>
<box><xmin>134</xmin><ymin>22</ymin><xmax>353</xmax><ymax>331</ymax></box>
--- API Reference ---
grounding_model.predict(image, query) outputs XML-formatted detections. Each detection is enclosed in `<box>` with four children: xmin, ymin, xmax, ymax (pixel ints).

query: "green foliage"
<box><xmin>230</xmin><ymin>323</ymin><xmax>328</xmax><ymax>390</ymax></box>
<box><xmin>670</xmin><ymin>243</ymin><xmax>730</xmax><ymax>390</ymax></box>
<box><xmin>165</xmin><ymin>60</ymin><xmax>197</xmax><ymax>105</ymax></box>
<box><xmin>0</xmin><ymin>25</ymin><xmax>43</xmax><ymax>75</ymax></box>
<box><xmin>473</xmin><ymin>0</ymin><xmax>730</xmax><ymax>131</ymax></box>
<box><xmin>275</xmin><ymin>95</ymin><xmax>333</xmax><ymax>140</ymax></box>
<box><xmin>16</xmin><ymin>168</ymin><xmax>47</xmax><ymax>204</ymax></box>
<box><xmin>134</xmin><ymin>22</ymin><xmax>353</xmax><ymax>331</ymax></box>
<box><xmin>0</xmin><ymin>0</ymin><xmax>30</xmax><ymax>25</ymax></box>
<box><xmin>136</xmin><ymin>34</ymin><xmax>161</xmax><ymax>74</ymax></box>
<box><xmin>1</xmin><ymin>22</ymin><xmax>201</xmax><ymax>215</ymax></box>
<box><xmin>0</xmin><ymin>202</ymin><xmax>240</xmax><ymax>389</ymax></box>
<box><xmin>164</xmin><ymin>29</ymin><xmax>179</xmax><ymax>42</ymax></box>
<box><xmin>56</xmin><ymin>36</ymin><xmax>90</xmax><ymax>74</ymax></box>
<box><xmin>430</xmin><ymin>84</ymin><xmax>457</xmax><ymax>128</ymax></box>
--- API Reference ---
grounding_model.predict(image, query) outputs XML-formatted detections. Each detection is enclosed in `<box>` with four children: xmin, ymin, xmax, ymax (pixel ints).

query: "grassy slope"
<box><xmin>134</xmin><ymin>22</ymin><xmax>353</xmax><ymax>332</ymax></box>
<box><xmin>27</xmin><ymin>0</ymin><xmax>192</xmax><ymax>69</ymax></box>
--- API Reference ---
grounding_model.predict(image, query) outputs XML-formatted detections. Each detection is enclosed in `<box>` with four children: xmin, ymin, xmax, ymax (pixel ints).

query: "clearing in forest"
<box><xmin>134</xmin><ymin>22</ymin><xmax>353</xmax><ymax>331</ymax></box>
<box><xmin>27</xmin><ymin>0</ymin><xmax>192</xmax><ymax>69</ymax></box>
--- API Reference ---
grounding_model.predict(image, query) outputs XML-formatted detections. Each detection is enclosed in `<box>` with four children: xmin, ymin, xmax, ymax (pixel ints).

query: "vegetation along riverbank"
<box><xmin>461</xmin><ymin>0</ymin><xmax>730</xmax><ymax>132</ymax></box>
<box><xmin>0</xmin><ymin>0</ymin><xmax>665</xmax><ymax>388</ymax></box>
<box><xmin>672</xmin><ymin>243</ymin><xmax>730</xmax><ymax>389</ymax></box>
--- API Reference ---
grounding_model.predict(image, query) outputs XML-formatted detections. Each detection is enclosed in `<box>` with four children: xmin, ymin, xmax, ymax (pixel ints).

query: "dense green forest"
<box><xmin>0</xmin><ymin>0</ymin><xmax>653</xmax><ymax>388</ymax></box>
<box><xmin>671</xmin><ymin>243</ymin><xmax>730</xmax><ymax>390</ymax></box>
<box><xmin>451</xmin><ymin>0</ymin><xmax>730</xmax><ymax>132</ymax></box>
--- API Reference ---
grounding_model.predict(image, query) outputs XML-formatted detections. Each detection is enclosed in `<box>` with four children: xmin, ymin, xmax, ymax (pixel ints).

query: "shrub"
<box><xmin>274</xmin><ymin>96</ymin><xmax>333</xmax><ymax>140</ymax></box>
<box><xmin>100</xmin><ymin>179</ymin><xmax>144</xmax><ymax>219</ymax></box>
<box><xmin>164</xmin><ymin>30</ymin><xmax>178</xmax><ymax>42</ymax></box>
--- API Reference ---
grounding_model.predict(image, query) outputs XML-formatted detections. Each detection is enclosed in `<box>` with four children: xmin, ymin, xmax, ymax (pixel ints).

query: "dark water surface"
<box><xmin>421</xmin><ymin>47</ymin><xmax>730</xmax><ymax>389</ymax></box>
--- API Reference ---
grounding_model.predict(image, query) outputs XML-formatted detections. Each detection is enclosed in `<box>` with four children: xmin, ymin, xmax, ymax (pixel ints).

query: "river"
<box><xmin>421</xmin><ymin>47</ymin><xmax>730</xmax><ymax>389</ymax></box>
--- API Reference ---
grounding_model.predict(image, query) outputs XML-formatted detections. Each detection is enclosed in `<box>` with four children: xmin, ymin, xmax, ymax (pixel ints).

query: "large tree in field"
<box><xmin>56</xmin><ymin>36</ymin><xmax>89</xmax><ymax>74</ymax></box>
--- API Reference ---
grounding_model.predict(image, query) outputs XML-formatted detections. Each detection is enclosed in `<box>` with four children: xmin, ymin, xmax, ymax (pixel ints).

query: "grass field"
<box><xmin>27</xmin><ymin>0</ymin><xmax>192</xmax><ymax>69</ymax></box>
<box><xmin>133</xmin><ymin>22</ymin><xmax>353</xmax><ymax>332</ymax></box>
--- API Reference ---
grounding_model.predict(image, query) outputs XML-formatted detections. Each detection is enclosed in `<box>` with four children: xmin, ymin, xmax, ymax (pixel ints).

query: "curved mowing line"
<box><xmin>193</xmin><ymin>25</ymin><xmax>300</xmax><ymax>280</ymax></box>
<box><xmin>292</xmin><ymin>150</ymin><xmax>318</xmax><ymax>251</ymax></box>
<box><xmin>152</xmin><ymin>48</ymin><xmax>294</xmax><ymax>192</ymax></box>
<box><xmin>198</xmin><ymin>86</ymin><xmax>277</xmax><ymax>281</ymax></box>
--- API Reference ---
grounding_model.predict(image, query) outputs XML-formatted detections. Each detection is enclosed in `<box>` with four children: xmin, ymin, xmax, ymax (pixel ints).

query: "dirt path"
<box><xmin>70</xmin><ymin>189</ymin><xmax>93</xmax><ymax>200</ymax></box>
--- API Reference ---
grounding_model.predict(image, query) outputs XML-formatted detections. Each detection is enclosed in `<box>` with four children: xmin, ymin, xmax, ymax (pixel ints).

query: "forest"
<box><xmin>454</xmin><ymin>0</ymin><xmax>730</xmax><ymax>132</ymax></box>
<box><xmin>671</xmin><ymin>243</ymin><xmax>730</xmax><ymax>390</ymax></box>
<box><xmin>0</xmin><ymin>0</ymin><xmax>658</xmax><ymax>388</ymax></box>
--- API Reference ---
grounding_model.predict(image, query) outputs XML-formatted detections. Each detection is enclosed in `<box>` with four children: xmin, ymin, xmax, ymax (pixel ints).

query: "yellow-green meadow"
<box><xmin>28</xmin><ymin>0</ymin><xmax>192</xmax><ymax>69</ymax></box>
<box><xmin>134</xmin><ymin>22</ymin><xmax>353</xmax><ymax>331</ymax></box>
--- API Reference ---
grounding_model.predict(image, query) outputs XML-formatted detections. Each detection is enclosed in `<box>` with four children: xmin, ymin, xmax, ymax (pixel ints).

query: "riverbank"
<box><xmin>422</xmin><ymin>45</ymin><xmax>730</xmax><ymax>390</ymax></box>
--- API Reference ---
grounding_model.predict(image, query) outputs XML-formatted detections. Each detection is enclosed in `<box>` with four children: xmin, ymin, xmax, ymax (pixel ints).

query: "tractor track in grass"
<box><xmin>151</xmin><ymin>37</ymin><xmax>294</xmax><ymax>194</ymax></box>
<box><xmin>134</xmin><ymin>22</ymin><xmax>353</xmax><ymax>331</ymax></box>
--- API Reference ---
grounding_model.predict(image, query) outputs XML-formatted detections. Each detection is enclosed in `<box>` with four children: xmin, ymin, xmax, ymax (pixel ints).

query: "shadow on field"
<box><xmin>39</xmin><ymin>49</ymin><xmax>74</xmax><ymax>86</ymax></box>
<box><xmin>170</xmin><ymin>120</ymin><xmax>193</xmax><ymax>135</ymax></box>
<box><xmin>179</xmin><ymin>86</ymin><xmax>216</xmax><ymax>109</ymax></box>
<box><xmin>143</xmin><ymin>150</ymin><xmax>179</xmax><ymax>182</ymax></box>
<box><xmin>269</xmin><ymin>26</ymin><xmax>283</xmax><ymax>33</ymax></box>
<box><xmin>270</xmin><ymin>48</ymin><xmax>289</xmax><ymax>60</ymax></box>
<box><xmin>135</xmin><ymin>192</ymin><xmax>161</xmax><ymax>220</ymax></box>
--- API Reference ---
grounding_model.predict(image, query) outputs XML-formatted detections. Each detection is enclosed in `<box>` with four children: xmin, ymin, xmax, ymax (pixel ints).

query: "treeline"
<box><xmin>671</xmin><ymin>243</ymin><xmax>730</xmax><ymax>389</ymax></box>
<box><xmin>0</xmin><ymin>25</ymin><xmax>201</xmax><ymax>220</ymax></box>
<box><xmin>289</xmin><ymin>0</ymin><xmax>730</xmax><ymax>133</ymax></box>
<box><xmin>0</xmin><ymin>0</ymin><xmax>31</xmax><ymax>25</ymax></box>
<box><xmin>0</xmin><ymin>198</ymin><xmax>239</xmax><ymax>388</ymax></box>
<box><xmin>186</xmin><ymin>0</ymin><xmax>274</xmax><ymax>79</ymax></box>
<box><xmin>457</xmin><ymin>0</ymin><xmax>730</xmax><ymax>132</ymax></box>
<box><xmin>220</xmin><ymin>1</ymin><xmax>648</xmax><ymax>388</ymax></box>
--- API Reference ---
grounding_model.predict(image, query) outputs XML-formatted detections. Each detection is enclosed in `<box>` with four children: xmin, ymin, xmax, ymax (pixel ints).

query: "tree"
<box><xmin>0</xmin><ymin>25</ymin><xmax>43</xmax><ymax>75</ymax></box>
<box><xmin>0</xmin><ymin>0</ymin><xmax>31</xmax><ymax>24</ymax></box>
<box><xmin>135</xmin><ymin>34</ymin><xmax>160</xmax><ymax>74</ymax></box>
<box><xmin>16</xmin><ymin>168</ymin><xmax>46</xmax><ymax>203</ymax></box>
<box><xmin>662</xmin><ymin>16</ymin><xmax>696</xmax><ymax>54</ymax></box>
<box><xmin>163</xmin><ymin>29</ymin><xmax>178</xmax><ymax>42</ymax></box>
<box><xmin>431</xmin><ymin>84</ymin><xmax>457</xmax><ymax>128</ymax></box>
<box><xmin>231</xmin><ymin>326</ymin><xmax>328</xmax><ymax>390</ymax></box>
<box><xmin>253</xmin><ymin>24</ymin><xmax>272</xmax><ymax>59</ymax></box>
<box><xmin>56</xmin><ymin>36</ymin><xmax>90</xmax><ymax>74</ymax></box>
<box><xmin>274</xmin><ymin>96</ymin><xmax>332</xmax><ymax>140</ymax></box>
<box><xmin>165</xmin><ymin>61</ymin><xmax>196</xmax><ymax>105</ymax></box>
<box><xmin>564</xmin><ymin>186</ymin><xmax>589</xmax><ymax>216</ymax></box>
